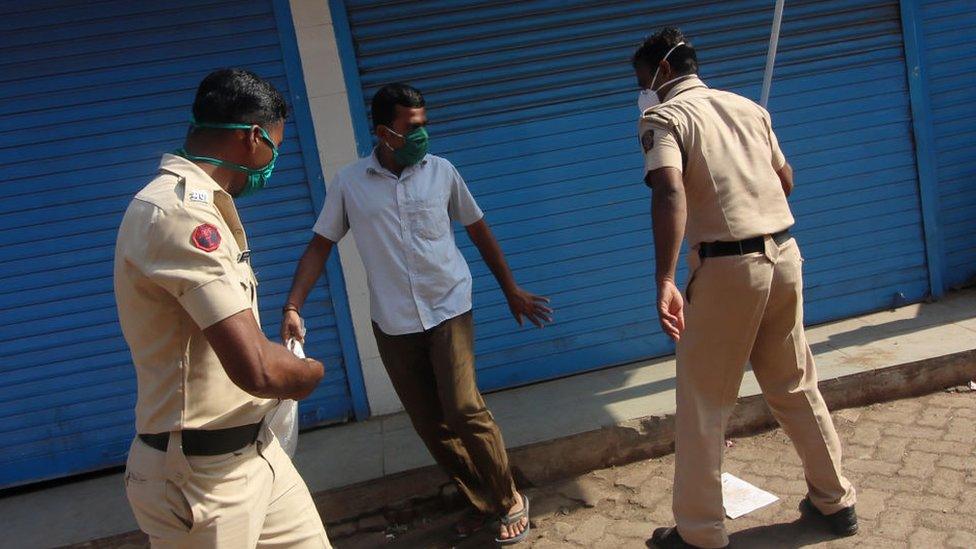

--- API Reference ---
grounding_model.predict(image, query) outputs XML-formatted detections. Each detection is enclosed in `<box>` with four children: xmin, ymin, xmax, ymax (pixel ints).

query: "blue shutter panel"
<box><xmin>920</xmin><ymin>0</ymin><xmax>976</xmax><ymax>289</ymax></box>
<box><xmin>339</xmin><ymin>0</ymin><xmax>928</xmax><ymax>391</ymax></box>
<box><xmin>0</xmin><ymin>0</ymin><xmax>356</xmax><ymax>488</ymax></box>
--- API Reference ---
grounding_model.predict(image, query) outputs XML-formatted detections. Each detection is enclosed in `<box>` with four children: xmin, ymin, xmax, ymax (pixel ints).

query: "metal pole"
<box><xmin>760</xmin><ymin>0</ymin><xmax>785</xmax><ymax>108</ymax></box>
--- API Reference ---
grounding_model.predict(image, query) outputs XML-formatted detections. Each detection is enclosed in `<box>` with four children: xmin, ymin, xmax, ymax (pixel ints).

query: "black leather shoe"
<box><xmin>800</xmin><ymin>497</ymin><xmax>858</xmax><ymax>536</ymax></box>
<box><xmin>647</xmin><ymin>526</ymin><xmax>729</xmax><ymax>549</ymax></box>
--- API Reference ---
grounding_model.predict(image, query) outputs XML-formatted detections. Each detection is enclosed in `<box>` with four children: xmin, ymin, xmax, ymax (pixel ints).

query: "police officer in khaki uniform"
<box><xmin>633</xmin><ymin>29</ymin><xmax>858</xmax><ymax>549</ymax></box>
<box><xmin>114</xmin><ymin>69</ymin><xmax>331</xmax><ymax>548</ymax></box>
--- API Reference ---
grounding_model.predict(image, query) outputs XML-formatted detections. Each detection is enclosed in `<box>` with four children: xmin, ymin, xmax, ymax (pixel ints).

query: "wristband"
<box><xmin>282</xmin><ymin>304</ymin><xmax>300</xmax><ymax>316</ymax></box>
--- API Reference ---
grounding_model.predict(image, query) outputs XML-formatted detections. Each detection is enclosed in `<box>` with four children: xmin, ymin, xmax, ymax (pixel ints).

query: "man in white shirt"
<box><xmin>281</xmin><ymin>83</ymin><xmax>550</xmax><ymax>544</ymax></box>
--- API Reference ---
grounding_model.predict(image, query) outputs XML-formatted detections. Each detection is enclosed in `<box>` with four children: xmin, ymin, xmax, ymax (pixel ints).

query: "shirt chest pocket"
<box><xmin>411</xmin><ymin>203</ymin><xmax>450</xmax><ymax>241</ymax></box>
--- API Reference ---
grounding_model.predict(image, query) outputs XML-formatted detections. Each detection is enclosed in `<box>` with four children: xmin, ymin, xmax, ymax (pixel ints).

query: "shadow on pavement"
<box><xmin>729</xmin><ymin>517</ymin><xmax>838</xmax><ymax>548</ymax></box>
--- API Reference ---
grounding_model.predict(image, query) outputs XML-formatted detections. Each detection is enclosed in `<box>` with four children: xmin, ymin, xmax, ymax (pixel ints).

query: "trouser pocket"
<box><xmin>125</xmin><ymin>471</ymin><xmax>196</xmax><ymax>536</ymax></box>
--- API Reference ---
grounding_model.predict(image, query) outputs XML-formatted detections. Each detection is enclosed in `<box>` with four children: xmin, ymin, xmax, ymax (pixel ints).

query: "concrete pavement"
<box><xmin>3</xmin><ymin>289</ymin><xmax>975</xmax><ymax>548</ymax></box>
<box><xmin>338</xmin><ymin>389</ymin><xmax>976</xmax><ymax>548</ymax></box>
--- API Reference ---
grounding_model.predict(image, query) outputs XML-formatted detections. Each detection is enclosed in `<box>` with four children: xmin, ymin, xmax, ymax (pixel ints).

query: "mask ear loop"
<box><xmin>380</xmin><ymin>126</ymin><xmax>404</xmax><ymax>151</ymax></box>
<box><xmin>650</xmin><ymin>41</ymin><xmax>687</xmax><ymax>92</ymax></box>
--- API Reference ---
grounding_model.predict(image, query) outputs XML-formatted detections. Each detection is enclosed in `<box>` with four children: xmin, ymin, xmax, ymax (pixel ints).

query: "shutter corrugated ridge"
<box><xmin>922</xmin><ymin>0</ymin><xmax>976</xmax><ymax>288</ymax></box>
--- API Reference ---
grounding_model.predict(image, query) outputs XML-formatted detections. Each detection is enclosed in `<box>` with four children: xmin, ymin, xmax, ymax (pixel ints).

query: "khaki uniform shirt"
<box><xmin>639</xmin><ymin>76</ymin><xmax>793</xmax><ymax>246</ymax></box>
<box><xmin>114</xmin><ymin>154</ymin><xmax>274</xmax><ymax>434</ymax></box>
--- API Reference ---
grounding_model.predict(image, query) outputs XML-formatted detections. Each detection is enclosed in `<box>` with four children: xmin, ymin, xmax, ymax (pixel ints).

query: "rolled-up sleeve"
<box><xmin>448</xmin><ymin>165</ymin><xmax>484</xmax><ymax>226</ymax></box>
<box><xmin>640</xmin><ymin>116</ymin><xmax>683</xmax><ymax>181</ymax></box>
<box><xmin>177</xmin><ymin>273</ymin><xmax>251</xmax><ymax>329</ymax></box>
<box><xmin>130</xmin><ymin>206</ymin><xmax>251</xmax><ymax>330</ymax></box>
<box><xmin>312</xmin><ymin>178</ymin><xmax>349</xmax><ymax>242</ymax></box>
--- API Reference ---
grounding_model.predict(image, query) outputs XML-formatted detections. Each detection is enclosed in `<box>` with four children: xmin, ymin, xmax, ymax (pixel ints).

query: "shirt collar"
<box><xmin>158</xmin><ymin>153</ymin><xmax>227</xmax><ymax>195</ymax></box>
<box><xmin>364</xmin><ymin>148</ymin><xmax>430</xmax><ymax>178</ymax></box>
<box><xmin>663</xmin><ymin>75</ymin><xmax>707</xmax><ymax>103</ymax></box>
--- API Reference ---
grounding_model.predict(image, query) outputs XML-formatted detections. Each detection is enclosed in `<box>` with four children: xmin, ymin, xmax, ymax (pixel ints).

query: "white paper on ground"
<box><xmin>722</xmin><ymin>473</ymin><xmax>779</xmax><ymax>519</ymax></box>
<box><xmin>266</xmin><ymin>338</ymin><xmax>304</xmax><ymax>457</ymax></box>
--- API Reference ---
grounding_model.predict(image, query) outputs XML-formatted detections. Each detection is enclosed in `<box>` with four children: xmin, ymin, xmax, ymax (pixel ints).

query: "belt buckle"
<box><xmin>737</xmin><ymin>240</ymin><xmax>745</xmax><ymax>255</ymax></box>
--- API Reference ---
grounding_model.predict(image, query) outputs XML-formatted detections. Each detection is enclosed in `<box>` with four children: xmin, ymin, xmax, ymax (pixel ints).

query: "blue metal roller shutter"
<box><xmin>0</xmin><ymin>0</ymin><xmax>359</xmax><ymax>488</ymax></box>
<box><xmin>920</xmin><ymin>0</ymin><xmax>976</xmax><ymax>289</ymax></box>
<box><xmin>773</xmin><ymin>0</ymin><xmax>929</xmax><ymax>319</ymax></box>
<box><xmin>337</xmin><ymin>0</ymin><xmax>929</xmax><ymax>391</ymax></box>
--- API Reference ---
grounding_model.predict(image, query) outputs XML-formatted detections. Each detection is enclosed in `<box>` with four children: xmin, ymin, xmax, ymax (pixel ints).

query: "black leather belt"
<box><xmin>138</xmin><ymin>422</ymin><xmax>261</xmax><ymax>456</ymax></box>
<box><xmin>698</xmin><ymin>230</ymin><xmax>792</xmax><ymax>258</ymax></box>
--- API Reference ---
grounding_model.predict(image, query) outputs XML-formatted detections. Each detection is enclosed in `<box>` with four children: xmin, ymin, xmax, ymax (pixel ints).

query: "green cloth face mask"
<box><xmin>385</xmin><ymin>126</ymin><xmax>429</xmax><ymax>167</ymax></box>
<box><xmin>176</xmin><ymin>119</ymin><xmax>279</xmax><ymax>198</ymax></box>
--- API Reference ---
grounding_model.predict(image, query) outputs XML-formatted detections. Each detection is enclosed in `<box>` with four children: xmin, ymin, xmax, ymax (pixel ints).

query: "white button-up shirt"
<box><xmin>313</xmin><ymin>152</ymin><xmax>484</xmax><ymax>335</ymax></box>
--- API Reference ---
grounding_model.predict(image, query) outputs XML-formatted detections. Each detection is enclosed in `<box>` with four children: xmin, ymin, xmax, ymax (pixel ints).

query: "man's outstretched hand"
<box><xmin>506</xmin><ymin>287</ymin><xmax>553</xmax><ymax>328</ymax></box>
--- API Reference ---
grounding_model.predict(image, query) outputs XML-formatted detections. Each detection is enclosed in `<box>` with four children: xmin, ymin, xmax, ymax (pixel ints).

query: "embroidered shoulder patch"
<box><xmin>191</xmin><ymin>223</ymin><xmax>221</xmax><ymax>252</ymax></box>
<box><xmin>188</xmin><ymin>190</ymin><xmax>209</xmax><ymax>203</ymax></box>
<box><xmin>641</xmin><ymin>130</ymin><xmax>655</xmax><ymax>153</ymax></box>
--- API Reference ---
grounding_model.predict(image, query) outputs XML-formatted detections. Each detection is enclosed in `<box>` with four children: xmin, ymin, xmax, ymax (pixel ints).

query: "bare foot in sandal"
<box><xmin>496</xmin><ymin>492</ymin><xmax>530</xmax><ymax>544</ymax></box>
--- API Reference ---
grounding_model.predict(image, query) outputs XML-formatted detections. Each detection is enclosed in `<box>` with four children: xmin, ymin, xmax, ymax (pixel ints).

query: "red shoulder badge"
<box><xmin>191</xmin><ymin>223</ymin><xmax>221</xmax><ymax>252</ymax></box>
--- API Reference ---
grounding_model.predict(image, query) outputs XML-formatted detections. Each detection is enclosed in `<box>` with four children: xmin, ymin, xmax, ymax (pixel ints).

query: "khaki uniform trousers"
<box><xmin>125</xmin><ymin>425</ymin><xmax>331</xmax><ymax>548</ymax></box>
<box><xmin>372</xmin><ymin>311</ymin><xmax>518</xmax><ymax>516</ymax></box>
<box><xmin>673</xmin><ymin>236</ymin><xmax>856</xmax><ymax>548</ymax></box>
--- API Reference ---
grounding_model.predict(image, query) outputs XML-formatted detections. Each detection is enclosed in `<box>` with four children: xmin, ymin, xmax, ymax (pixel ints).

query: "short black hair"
<box><xmin>192</xmin><ymin>68</ymin><xmax>288</xmax><ymax>126</ymax></box>
<box><xmin>371</xmin><ymin>83</ymin><xmax>425</xmax><ymax>129</ymax></box>
<box><xmin>632</xmin><ymin>26</ymin><xmax>699</xmax><ymax>76</ymax></box>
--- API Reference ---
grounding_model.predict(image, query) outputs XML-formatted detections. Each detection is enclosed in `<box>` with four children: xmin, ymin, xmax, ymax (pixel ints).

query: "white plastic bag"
<box><xmin>266</xmin><ymin>338</ymin><xmax>303</xmax><ymax>457</ymax></box>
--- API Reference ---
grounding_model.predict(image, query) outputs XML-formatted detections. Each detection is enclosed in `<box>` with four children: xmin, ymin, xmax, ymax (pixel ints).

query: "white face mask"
<box><xmin>637</xmin><ymin>41</ymin><xmax>686</xmax><ymax>114</ymax></box>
